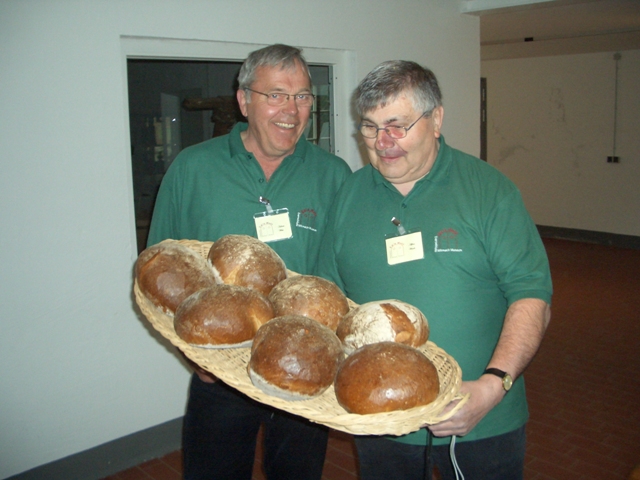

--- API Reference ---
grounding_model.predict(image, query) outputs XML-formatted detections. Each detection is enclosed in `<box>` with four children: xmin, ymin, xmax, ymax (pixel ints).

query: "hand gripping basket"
<box><xmin>134</xmin><ymin>239</ymin><xmax>468</xmax><ymax>436</ymax></box>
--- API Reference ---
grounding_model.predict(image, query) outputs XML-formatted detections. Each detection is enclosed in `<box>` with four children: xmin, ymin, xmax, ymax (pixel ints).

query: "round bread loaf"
<box><xmin>248</xmin><ymin>315</ymin><xmax>344</xmax><ymax>400</ymax></box>
<box><xmin>174</xmin><ymin>284</ymin><xmax>274</xmax><ymax>348</ymax></box>
<box><xmin>334</xmin><ymin>342</ymin><xmax>440</xmax><ymax>414</ymax></box>
<box><xmin>336</xmin><ymin>300</ymin><xmax>429</xmax><ymax>354</ymax></box>
<box><xmin>135</xmin><ymin>240</ymin><xmax>217</xmax><ymax>314</ymax></box>
<box><xmin>207</xmin><ymin>234</ymin><xmax>287</xmax><ymax>296</ymax></box>
<box><xmin>268</xmin><ymin>275</ymin><xmax>349</xmax><ymax>331</ymax></box>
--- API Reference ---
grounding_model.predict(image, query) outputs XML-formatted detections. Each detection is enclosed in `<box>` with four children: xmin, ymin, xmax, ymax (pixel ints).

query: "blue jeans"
<box><xmin>182</xmin><ymin>373</ymin><xmax>328</xmax><ymax>480</ymax></box>
<box><xmin>355</xmin><ymin>426</ymin><xmax>526</xmax><ymax>480</ymax></box>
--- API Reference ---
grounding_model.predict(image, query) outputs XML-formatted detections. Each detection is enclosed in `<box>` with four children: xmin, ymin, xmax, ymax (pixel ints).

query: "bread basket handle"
<box><xmin>427</xmin><ymin>392</ymin><xmax>470</xmax><ymax>424</ymax></box>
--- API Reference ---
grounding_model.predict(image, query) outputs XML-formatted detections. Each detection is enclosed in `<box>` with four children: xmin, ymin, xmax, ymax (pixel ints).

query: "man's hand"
<box><xmin>426</xmin><ymin>376</ymin><xmax>504</xmax><ymax>438</ymax></box>
<box><xmin>194</xmin><ymin>367</ymin><xmax>217</xmax><ymax>383</ymax></box>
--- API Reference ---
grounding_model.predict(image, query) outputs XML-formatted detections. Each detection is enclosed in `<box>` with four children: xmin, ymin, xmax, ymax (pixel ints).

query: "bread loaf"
<box><xmin>248</xmin><ymin>315</ymin><xmax>344</xmax><ymax>400</ymax></box>
<box><xmin>336</xmin><ymin>300</ymin><xmax>428</xmax><ymax>354</ymax></box>
<box><xmin>334</xmin><ymin>342</ymin><xmax>439</xmax><ymax>414</ymax></box>
<box><xmin>208</xmin><ymin>234</ymin><xmax>287</xmax><ymax>296</ymax></box>
<box><xmin>135</xmin><ymin>240</ymin><xmax>217</xmax><ymax>314</ymax></box>
<box><xmin>268</xmin><ymin>275</ymin><xmax>349</xmax><ymax>331</ymax></box>
<box><xmin>174</xmin><ymin>284</ymin><xmax>274</xmax><ymax>348</ymax></box>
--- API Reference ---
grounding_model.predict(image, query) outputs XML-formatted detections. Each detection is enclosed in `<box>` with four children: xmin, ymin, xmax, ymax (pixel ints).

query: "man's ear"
<box><xmin>237</xmin><ymin>89</ymin><xmax>248</xmax><ymax>118</ymax></box>
<box><xmin>432</xmin><ymin>106</ymin><xmax>444</xmax><ymax>138</ymax></box>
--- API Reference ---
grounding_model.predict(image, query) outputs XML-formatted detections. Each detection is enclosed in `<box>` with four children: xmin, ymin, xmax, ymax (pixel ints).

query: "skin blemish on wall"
<box><xmin>548</xmin><ymin>88</ymin><xmax>566</xmax><ymax>123</ymax></box>
<box><xmin>497</xmin><ymin>144</ymin><xmax>528</xmax><ymax>165</ymax></box>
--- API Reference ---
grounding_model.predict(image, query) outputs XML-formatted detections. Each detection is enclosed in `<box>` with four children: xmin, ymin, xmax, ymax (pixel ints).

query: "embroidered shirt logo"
<box><xmin>296</xmin><ymin>208</ymin><xmax>317</xmax><ymax>232</ymax></box>
<box><xmin>434</xmin><ymin>228</ymin><xmax>463</xmax><ymax>252</ymax></box>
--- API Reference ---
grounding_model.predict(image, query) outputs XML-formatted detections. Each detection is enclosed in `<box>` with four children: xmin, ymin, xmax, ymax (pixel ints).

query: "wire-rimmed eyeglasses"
<box><xmin>359</xmin><ymin>111</ymin><xmax>431</xmax><ymax>139</ymax></box>
<box><xmin>245</xmin><ymin>88</ymin><xmax>315</xmax><ymax>107</ymax></box>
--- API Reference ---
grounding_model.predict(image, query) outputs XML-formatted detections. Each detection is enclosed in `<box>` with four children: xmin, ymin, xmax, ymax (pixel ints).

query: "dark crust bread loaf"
<box><xmin>174</xmin><ymin>284</ymin><xmax>274</xmax><ymax>347</ymax></box>
<box><xmin>334</xmin><ymin>342</ymin><xmax>439</xmax><ymax>414</ymax></box>
<box><xmin>135</xmin><ymin>241</ymin><xmax>217</xmax><ymax>314</ymax></box>
<box><xmin>268</xmin><ymin>275</ymin><xmax>350</xmax><ymax>331</ymax></box>
<box><xmin>207</xmin><ymin>234</ymin><xmax>287</xmax><ymax>297</ymax></box>
<box><xmin>248</xmin><ymin>315</ymin><xmax>344</xmax><ymax>400</ymax></box>
<box><xmin>336</xmin><ymin>300</ymin><xmax>429</xmax><ymax>354</ymax></box>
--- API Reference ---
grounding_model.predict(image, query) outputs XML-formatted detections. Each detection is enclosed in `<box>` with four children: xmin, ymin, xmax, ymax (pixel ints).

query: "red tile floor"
<box><xmin>103</xmin><ymin>238</ymin><xmax>640</xmax><ymax>480</ymax></box>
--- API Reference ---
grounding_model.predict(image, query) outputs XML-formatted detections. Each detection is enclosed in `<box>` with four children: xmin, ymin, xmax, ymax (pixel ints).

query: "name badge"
<box><xmin>385</xmin><ymin>217</ymin><xmax>424</xmax><ymax>265</ymax></box>
<box><xmin>385</xmin><ymin>231</ymin><xmax>424</xmax><ymax>265</ymax></box>
<box><xmin>254</xmin><ymin>210</ymin><xmax>292</xmax><ymax>242</ymax></box>
<box><xmin>254</xmin><ymin>196</ymin><xmax>292</xmax><ymax>243</ymax></box>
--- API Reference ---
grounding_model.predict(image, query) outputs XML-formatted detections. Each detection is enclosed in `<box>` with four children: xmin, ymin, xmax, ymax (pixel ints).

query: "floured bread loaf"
<box><xmin>268</xmin><ymin>275</ymin><xmax>349</xmax><ymax>331</ymax></box>
<box><xmin>135</xmin><ymin>240</ymin><xmax>217</xmax><ymax>314</ymax></box>
<box><xmin>336</xmin><ymin>300</ymin><xmax>428</xmax><ymax>354</ymax></box>
<box><xmin>334</xmin><ymin>342</ymin><xmax>439</xmax><ymax>414</ymax></box>
<box><xmin>248</xmin><ymin>315</ymin><xmax>344</xmax><ymax>400</ymax></box>
<box><xmin>208</xmin><ymin>234</ymin><xmax>287</xmax><ymax>296</ymax></box>
<box><xmin>174</xmin><ymin>284</ymin><xmax>274</xmax><ymax>348</ymax></box>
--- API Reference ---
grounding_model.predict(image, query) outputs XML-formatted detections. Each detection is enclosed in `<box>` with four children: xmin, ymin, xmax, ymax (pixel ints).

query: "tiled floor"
<box><xmin>103</xmin><ymin>238</ymin><xmax>640</xmax><ymax>480</ymax></box>
<box><xmin>523</xmin><ymin>239</ymin><xmax>640</xmax><ymax>480</ymax></box>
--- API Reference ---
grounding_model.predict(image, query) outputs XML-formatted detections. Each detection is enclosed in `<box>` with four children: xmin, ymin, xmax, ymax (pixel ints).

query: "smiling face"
<box><xmin>237</xmin><ymin>61</ymin><xmax>312</xmax><ymax>165</ymax></box>
<box><xmin>361</xmin><ymin>93</ymin><xmax>443</xmax><ymax>196</ymax></box>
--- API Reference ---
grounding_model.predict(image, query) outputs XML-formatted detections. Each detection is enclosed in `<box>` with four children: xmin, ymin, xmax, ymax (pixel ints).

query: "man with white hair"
<box><xmin>148</xmin><ymin>44</ymin><xmax>351</xmax><ymax>480</ymax></box>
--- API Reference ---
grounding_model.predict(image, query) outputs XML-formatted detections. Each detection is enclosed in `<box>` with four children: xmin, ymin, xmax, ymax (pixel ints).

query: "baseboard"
<box><xmin>537</xmin><ymin>225</ymin><xmax>640</xmax><ymax>250</ymax></box>
<box><xmin>6</xmin><ymin>417</ymin><xmax>182</xmax><ymax>480</ymax></box>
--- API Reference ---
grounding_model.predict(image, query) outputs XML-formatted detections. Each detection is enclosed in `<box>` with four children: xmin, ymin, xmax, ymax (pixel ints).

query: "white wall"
<box><xmin>0</xmin><ymin>1</ymin><xmax>479</xmax><ymax>477</ymax></box>
<box><xmin>482</xmin><ymin>50</ymin><xmax>640</xmax><ymax>236</ymax></box>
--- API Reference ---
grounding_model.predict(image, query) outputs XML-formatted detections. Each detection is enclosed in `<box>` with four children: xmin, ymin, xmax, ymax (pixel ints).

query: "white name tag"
<box><xmin>254</xmin><ymin>210</ymin><xmax>292</xmax><ymax>243</ymax></box>
<box><xmin>385</xmin><ymin>231</ymin><xmax>424</xmax><ymax>265</ymax></box>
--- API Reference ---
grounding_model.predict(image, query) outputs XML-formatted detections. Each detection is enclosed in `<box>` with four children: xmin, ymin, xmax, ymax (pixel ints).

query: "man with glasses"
<box><xmin>316</xmin><ymin>60</ymin><xmax>552</xmax><ymax>479</ymax></box>
<box><xmin>147</xmin><ymin>44</ymin><xmax>351</xmax><ymax>480</ymax></box>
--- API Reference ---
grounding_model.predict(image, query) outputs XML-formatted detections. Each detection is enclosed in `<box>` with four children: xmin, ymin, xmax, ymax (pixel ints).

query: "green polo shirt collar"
<box><xmin>228</xmin><ymin>122</ymin><xmax>309</xmax><ymax>163</ymax></box>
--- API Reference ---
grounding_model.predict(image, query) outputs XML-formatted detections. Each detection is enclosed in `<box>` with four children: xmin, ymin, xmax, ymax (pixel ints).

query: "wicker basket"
<box><xmin>134</xmin><ymin>239</ymin><xmax>468</xmax><ymax>436</ymax></box>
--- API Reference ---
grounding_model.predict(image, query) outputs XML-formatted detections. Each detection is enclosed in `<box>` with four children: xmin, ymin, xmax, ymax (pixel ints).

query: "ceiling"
<box><xmin>463</xmin><ymin>0</ymin><xmax>640</xmax><ymax>59</ymax></box>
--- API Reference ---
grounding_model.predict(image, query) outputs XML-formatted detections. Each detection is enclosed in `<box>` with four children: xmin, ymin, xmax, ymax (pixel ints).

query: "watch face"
<box><xmin>503</xmin><ymin>374</ymin><xmax>513</xmax><ymax>391</ymax></box>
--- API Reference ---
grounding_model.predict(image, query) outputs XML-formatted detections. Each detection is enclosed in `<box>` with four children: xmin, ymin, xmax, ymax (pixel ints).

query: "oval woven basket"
<box><xmin>134</xmin><ymin>239</ymin><xmax>468</xmax><ymax>436</ymax></box>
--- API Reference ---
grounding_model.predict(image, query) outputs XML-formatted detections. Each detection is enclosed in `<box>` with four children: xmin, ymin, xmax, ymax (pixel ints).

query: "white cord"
<box><xmin>449</xmin><ymin>435</ymin><xmax>465</xmax><ymax>480</ymax></box>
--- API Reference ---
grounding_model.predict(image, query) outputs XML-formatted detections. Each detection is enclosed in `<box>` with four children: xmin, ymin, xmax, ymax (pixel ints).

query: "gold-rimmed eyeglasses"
<box><xmin>359</xmin><ymin>111</ymin><xmax>431</xmax><ymax>139</ymax></box>
<box><xmin>246</xmin><ymin>88</ymin><xmax>315</xmax><ymax>107</ymax></box>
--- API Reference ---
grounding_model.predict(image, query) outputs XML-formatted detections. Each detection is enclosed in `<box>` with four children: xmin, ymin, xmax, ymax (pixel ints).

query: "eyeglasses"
<box><xmin>245</xmin><ymin>88</ymin><xmax>315</xmax><ymax>107</ymax></box>
<box><xmin>359</xmin><ymin>111</ymin><xmax>431</xmax><ymax>139</ymax></box>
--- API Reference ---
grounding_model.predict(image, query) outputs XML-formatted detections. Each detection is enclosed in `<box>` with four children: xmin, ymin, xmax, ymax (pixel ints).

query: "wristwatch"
<box><xmin>483</xmin><ymin>368</ymin><xmax>513</xmax><ymax>392</ymax></box>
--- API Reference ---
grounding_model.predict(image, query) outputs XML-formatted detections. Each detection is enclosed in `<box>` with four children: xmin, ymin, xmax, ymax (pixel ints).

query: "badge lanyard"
<box><xmin>384</xmin><ymin>217</ymin><xmax>424</xmax><ymax>265</ymax></box>
<box><xmin>253</xmin><ymin>196</ymin><xmax>293</xmax><ymax>243</ymax></box>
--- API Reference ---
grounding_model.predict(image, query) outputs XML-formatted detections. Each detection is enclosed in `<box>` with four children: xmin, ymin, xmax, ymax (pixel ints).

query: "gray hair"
<box><xmin>353</xmin><ymin>60</ymin><xmax>442</xmax><ymax>117</ymax></box>
<box><xmin>237</xmin><ymin>44</ymin><xmax>312</xmax><ymax>91</ymax></box>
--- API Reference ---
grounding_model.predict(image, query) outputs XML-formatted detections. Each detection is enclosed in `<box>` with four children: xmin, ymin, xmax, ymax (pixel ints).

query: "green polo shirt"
<box><xmin>316</xmin><ymin>136</ymin><xmax>552</xmax><ymax>445</ymax></box>
<box><xmin>147</xmin><ymin>122</ymin><xmax>352</xmax><ymax>275</ymax></box>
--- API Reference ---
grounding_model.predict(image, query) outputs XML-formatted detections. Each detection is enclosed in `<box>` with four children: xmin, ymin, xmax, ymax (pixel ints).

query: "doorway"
<box><xmin>127</xmin><ymin>59</ymin><xmax>333</xmax><ymax>252</ymax></box>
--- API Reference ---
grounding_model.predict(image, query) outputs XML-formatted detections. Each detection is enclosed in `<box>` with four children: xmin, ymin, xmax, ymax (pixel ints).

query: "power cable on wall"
<box><xmin>608</xmin><ymin>52</ymin><xmax>621</xmax><ymax>163</ymax></box>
